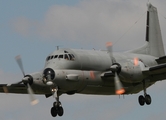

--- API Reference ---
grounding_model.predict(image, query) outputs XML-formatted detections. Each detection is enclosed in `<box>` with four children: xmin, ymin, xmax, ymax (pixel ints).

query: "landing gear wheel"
<box><xmin>51</xmin><ymin>101</ymin><xmax>64</xmax><ymax>117</ymax></box>
<box><xmin>51</xmin><ymin>107</ymin><xmax>57</xmax><ymax>117</ymax></box>
<box><xmin>145</xmin><ymin>94</ymin><xmax>151</xmax><ymax>105</ymax></box>
<box><xmin>138</xmin><ymin>95</ymin><xmax>145</xmax><ymax>106</ymax></box>
<box><xmin>57</xmin><ymin>107</ymin><xmax>64</xmax><ymax>116</ymax></box>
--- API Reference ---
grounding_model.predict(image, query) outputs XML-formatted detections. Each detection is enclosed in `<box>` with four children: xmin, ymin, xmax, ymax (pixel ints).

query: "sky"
<box><xmin>1</xmin><ymin>0</ymin><xmax>166</xmax><ymax>120</ymax></box>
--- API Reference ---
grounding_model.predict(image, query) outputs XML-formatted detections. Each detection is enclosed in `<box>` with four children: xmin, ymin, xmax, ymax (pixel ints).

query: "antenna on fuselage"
<box><xmin>57</xmin><ymin>46</ymin><xmax>59</xmax><ymax>50</ymax></box>
<box><xmin>56</xmin><ymin>46</ymin><xmax>60</xmax><ymax>50</ymax></box>
<box><xmin>56</xmin><ymin>45</ymin><xmax>63</xmax><ymax>50</ymax></box>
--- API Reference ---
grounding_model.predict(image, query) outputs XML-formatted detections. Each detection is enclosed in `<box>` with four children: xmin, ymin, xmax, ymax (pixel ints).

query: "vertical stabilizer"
<box><xmin>129</xmin><ymin>3</ymin><xmax>165</xmax><ymax>57</ymax></box>
<box><xmin>146</xmin><ymin>3</ymin><xmax>165</xmax><ymax>57</ymax></box>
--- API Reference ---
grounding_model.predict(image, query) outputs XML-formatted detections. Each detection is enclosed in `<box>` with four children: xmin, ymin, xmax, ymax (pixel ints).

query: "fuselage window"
<box><xmin>54</xmin><ymin>55</ymin><xmax>58</xmax><ymax>58</ymax></box>
<box><xmin>59</xmin><ymin>54</ymin><xmax>63</xmax><ymax>59</ymax></box>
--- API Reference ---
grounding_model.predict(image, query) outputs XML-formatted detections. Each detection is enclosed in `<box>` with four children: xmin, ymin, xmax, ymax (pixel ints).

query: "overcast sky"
<box><xmin>1</xmin><ymin>0</ymin><xmax>166</xmax><ymax>120</ymax></box>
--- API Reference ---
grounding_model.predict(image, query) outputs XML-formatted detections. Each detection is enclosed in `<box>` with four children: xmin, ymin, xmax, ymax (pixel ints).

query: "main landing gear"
<box><xmin>138</xmin><ymin>94</ymin><xmax>151</xmax><ymax>106</ymax></box>
<box><xmin>50</xmin><ymin>88</ymin><xmax>64</xmax><ymax>117</ymax></box>
<box><xmin>138</xmin><ymin>81</ymin><xmax>152</xmax><ymax>106</ymax></box>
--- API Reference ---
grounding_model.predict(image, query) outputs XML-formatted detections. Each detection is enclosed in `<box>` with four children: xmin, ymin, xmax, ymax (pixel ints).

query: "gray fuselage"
<box><xmin>43</xmin><ymin>48</ymin><xmax>157</xmax><ymax>95</ymax></box>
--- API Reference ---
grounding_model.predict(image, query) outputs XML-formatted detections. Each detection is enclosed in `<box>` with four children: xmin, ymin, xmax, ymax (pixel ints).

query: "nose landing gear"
<box><xmin>51</xmin><ymin>102</ymin><xmax>64</xmax><ymax>117</ymax></box>
<box><xmin>50</xmin><ymin>88</ymin><xmax>64</xmax><ymax>117</ymax></box>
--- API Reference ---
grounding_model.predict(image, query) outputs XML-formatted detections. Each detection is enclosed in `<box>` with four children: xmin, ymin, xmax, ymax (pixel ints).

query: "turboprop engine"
<box><xmin>120</xmin><ymin>58</ymin><xmax>146</xmax><ymax>83</ymax></box>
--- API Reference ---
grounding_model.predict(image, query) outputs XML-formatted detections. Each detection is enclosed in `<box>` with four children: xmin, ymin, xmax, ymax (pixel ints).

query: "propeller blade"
<box><xmin>106</xmin><ymin>42</ymin><xmax>115</xmax><ymax>64</ymax></box>
<box><xmin>3</xmin><ymin>86</ymin><xmax>8</xmax><ymax>93</ymax></box>
<box><xmin>134</xmin><ymin>57</ymin><xmax>139</xmax><ymax>66</ymax></box>
<box><xmin>106</xmin><ymin>42</ymin><xmax>113</xmax><ymax>53</ymax></box>
<box><xmin>15</xmin><ymin>55</ymin><xmax>25</xmax><ymax>76</ymax></box>
<box><xmin>27</xmin><ymin>84</ymin><xmax>39</xmax><ymax>105</ymax></box>
<box><xmin>114</xmin><ymin>72</ymin><xmax>125</xmax><ymax>95</ymax></box>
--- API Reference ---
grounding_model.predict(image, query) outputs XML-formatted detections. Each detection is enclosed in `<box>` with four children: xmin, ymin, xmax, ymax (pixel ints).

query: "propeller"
<box><xmin>134</xmin><ymin>57</ymin><xmax>139</xmax><ymax>66</ymax></box>
<box><xmin>106</xmin><ymin>42</ymin><xmax>125</xmax><ymax>95</ymax></box>
<box><xmin>15</xmin><ymin>55</ymin><xmax>39</xmax><ymax>105</ymax></box>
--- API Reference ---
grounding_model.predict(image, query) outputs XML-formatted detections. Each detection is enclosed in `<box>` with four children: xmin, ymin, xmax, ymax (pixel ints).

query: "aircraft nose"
<box><xmin>43</xmin><ymin>68</ymin><xmax>55</xmax><ymax>85</ymax></box>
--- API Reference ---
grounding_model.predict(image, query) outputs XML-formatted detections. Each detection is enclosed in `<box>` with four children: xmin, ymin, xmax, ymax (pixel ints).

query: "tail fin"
<box><xmin>129</xmin><ymin>3</ymin><xmax>165</xmax><ymax>57</ymax></box>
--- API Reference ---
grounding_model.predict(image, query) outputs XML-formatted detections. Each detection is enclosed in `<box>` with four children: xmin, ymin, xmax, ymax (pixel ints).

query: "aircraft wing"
<box><xmin>143</xmin><ymin>63</ymin><xmax>166</xmax><ymax>81</ymax></box>
<box><xmin>124</xmin><ymin>63</ymin><xmax>166</xmax><ymax>94</ymax></box>
<box><xmin>0</xmin><ymin>84</ymin><xmax>27</xmax><ymax>94</ymax></box>
<box><xmin>156</xmin><ymin>56</ymin><xmax>166</xmax><ymax>64</ymax></box>
<box><xmin>0</xmin><ymin>83</ymin><xmax>51</xmax><ymax>95</ymax></box>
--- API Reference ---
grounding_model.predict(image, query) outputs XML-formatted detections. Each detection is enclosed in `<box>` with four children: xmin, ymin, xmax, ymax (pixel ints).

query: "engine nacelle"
<box><xmin>120</xmin><ymin>60</ymin><xmax>145</xmax><ymax>83</ymax></box>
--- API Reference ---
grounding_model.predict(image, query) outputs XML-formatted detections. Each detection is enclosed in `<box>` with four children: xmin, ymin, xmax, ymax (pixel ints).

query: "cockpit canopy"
<box><xmin>46</xmin><ymin>53</ymin><xmax>75</xmax><ymax>61</ymax></box>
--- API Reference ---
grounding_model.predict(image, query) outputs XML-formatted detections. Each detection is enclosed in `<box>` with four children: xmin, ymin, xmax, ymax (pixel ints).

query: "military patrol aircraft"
<box><xmin>0</xmin><ymin>3</ymin><xmax>165</xmax><ymax>117</ymax></box>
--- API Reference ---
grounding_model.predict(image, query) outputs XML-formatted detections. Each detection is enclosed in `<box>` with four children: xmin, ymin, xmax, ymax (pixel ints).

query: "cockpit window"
<box><xmin>71</xmin><ymin>54</ymin><xmax>75</xmax><ymax>59</ymax></box>
<box><xmin>46</xmin><ymin>53</ymin><xmax>75</xmax><ymax>61</ymax></box>
<box><xmin>68</xmin><ymin>54</ymin><xmax>74</xmax><ymax>60</ymax></box>
<box><xmin>46</xmin><ymin>56</ymin><xmax>50</xmax><ymax>61</ymax></box>
<box><xmin>68</xmin><ymin>54</ymin><xmax>72</xmax><ymax>60</ymax></box>
<box><xmin>64</xmin><ymin>54</ymin><xmax>69</xmax><ymax>60</ymax></box>
<box><xmin>54</xmin><ymin>55</ymin><xmax>58</xmax><ymax>58</ymax></box>
<box><xmin>64</xmin><ymin>50</ymin><xmax>69</xmax><ymax>53</ymax></box>
<box><xmin>51</xmin><ymin>56</ymin><xmax>54</xmax><ymax>59</ymax></box>
<box><xmin>59</xmin><ymin>54</ymin><xmax>63</xmax><ymax>59</ymax></box>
